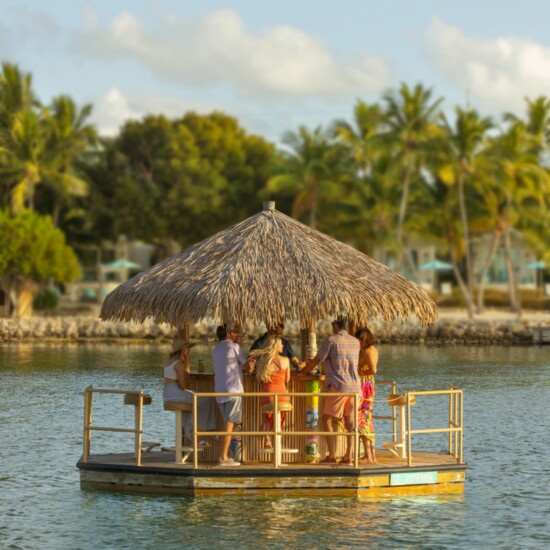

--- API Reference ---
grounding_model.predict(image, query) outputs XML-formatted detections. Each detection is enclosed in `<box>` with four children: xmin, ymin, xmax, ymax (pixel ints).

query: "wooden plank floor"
<box><xmin>83</xmin><ymin>449</ymin><xmax>462</xmax><ymax>471</ymax></box>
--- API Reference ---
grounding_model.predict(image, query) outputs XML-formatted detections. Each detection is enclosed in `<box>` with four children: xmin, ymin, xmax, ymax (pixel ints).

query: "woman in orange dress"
<box><xmin>251</xmin><ymin>336</ymin><xmax>290</xmax><ymax>449</ymax></box>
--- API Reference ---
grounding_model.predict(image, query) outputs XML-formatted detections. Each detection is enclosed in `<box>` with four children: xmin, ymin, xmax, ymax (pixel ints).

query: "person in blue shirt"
<box><xmin>249</xmin><ymin>322</ymin><xmax>304</xmax><ymax>370</ymax></box>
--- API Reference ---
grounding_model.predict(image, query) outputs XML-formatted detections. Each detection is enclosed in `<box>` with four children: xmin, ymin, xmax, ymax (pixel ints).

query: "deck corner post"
<box><xmin>83</xmin><ymin>386</ymin><xmax>93</xmax><ymax>463</ymax></box>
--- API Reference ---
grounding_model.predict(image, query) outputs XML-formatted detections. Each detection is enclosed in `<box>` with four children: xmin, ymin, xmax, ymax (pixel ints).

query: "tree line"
<box><xmin>1</xmin><ymin>62</ymin><xmax>549</xmax><ymax>317</ymax></box>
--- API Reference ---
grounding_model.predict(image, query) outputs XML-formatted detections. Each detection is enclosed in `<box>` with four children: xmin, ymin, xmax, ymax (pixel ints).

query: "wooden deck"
<box><xmin>77</xmin><ymin>449</ymin><xmax>467</xmax><ymax>497</ymax></box>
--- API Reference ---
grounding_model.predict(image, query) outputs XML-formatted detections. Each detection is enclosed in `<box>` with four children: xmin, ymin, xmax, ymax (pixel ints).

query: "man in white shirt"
<box><xmin>212</xmin><ymin>324</ymin><xmax>253</xmax><ymax>466</ymax></box>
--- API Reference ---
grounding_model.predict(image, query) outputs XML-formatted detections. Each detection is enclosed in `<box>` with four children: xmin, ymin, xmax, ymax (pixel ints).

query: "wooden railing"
<box><xmin>82</xmin><ymin>385</ymin><xmax>150</xmax><ymax>466</ymax></box>
<box><xmin>192</xmin><ymin>391</ymin><xmax>361</xmax><ymax>469</ymax></box>
<box><xmin>80</xmin><ymin>381</ymin><xmax>464</xmax><ymax>469</ymax></box>
<box><xmin>405</xmin><ymin>386</ymin><xmax>464</xmax><ymax>466</ymax></box>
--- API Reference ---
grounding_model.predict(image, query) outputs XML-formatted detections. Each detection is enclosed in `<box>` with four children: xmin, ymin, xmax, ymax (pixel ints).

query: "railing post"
<box><xmin>406</xmin><ymin>393</ymin><xmax>412</xmax><ymax>466</ymax></box>
<box><xmin>274</xmin><ymin>395</ymin><xmax>280</xmax><ymax>468</ymax></box>
<box><xmin>135</xmin><ymin>392</ymin><xmax>143</xmax><ymax>466</ymax></box>
<box><xmin>459</xmin><ymin>390</ymin><xmax>464</xmax><ymax>464</ymax></box>
<box><xmin>453</xmin><ymin>388</ymin><xmax>462</xmax><ymax>458</ymax></box>
<box><xmin>193</xmin><ymin>393</ymin><xmax>199</xmax><ymax>469</ymax></box>
<box><xmin>391</xmin><ymin>381</ymin><xmax>397</xmax><ymax>443</ymax></box>
<box><xmin>448</xmin><ymin>386</ymin><xmax>453</xmax><ymax>455</ymax></box>
<box><xmin>83</xmin><ymin>385</ymin><xmax>93</xmax><ymax>462</ymax></box>
<box><xmin>354</xmin><ymin>392</ymin><xmax>359</xmax><ymax>469</ymax></box>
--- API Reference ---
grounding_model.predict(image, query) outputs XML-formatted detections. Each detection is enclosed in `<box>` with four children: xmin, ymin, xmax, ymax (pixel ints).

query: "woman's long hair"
<box><xmin>355</xmin><ymin>327</ymin><xmax>375</xmax><ymax>348</ymax></box>
<box><xmin>250</xmin><ymin>336</ymin><xmax>282</xmax><ymax>384</ymax></box>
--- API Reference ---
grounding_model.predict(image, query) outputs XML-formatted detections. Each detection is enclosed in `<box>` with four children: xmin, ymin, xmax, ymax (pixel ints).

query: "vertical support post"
<box><xmin>179</xmin><ymin>323</ymin><xmax>191</xmax><ymax>373</ymax></box>
<box><xmin>308</xmin><ymin>323</ymin><xmax>318</xmax><ymax>359</ymax></box>
<box><xmin>354</xmin><ymin>393</ymin><xmax>359</xmax><ymax>469</ymax></box>
<box><xmin>300</xmin><ymin>328</ymin><xmax>308</xmax><ymax>363</ymax></box>
<box><xmin>135</xmin><ymin>393</ymin><xmax>143</xmax><ymax>466</ymax></box>
<box><xmin>193</xmin><ymin>394</ymin><xmax>198</xmax><ymax>469</ymax></box>
<box><xmin>398</xmin><ymin>402</ymin><xmax>406</xmax><ymax>459</ymax></box>
<box><xmin>391</xmin><ymin>381</ymin><xmax>397</xmax><ymax>443</ymax></box>
<box><xmin>274</xmin><ymin>396</ymin><xmax>280</xmax><ymax>468</ymax></box>
<box><xmin>175</xmin><ymin>410</ymin><xmax>183</xmax><ymax>463</ymax></box>
<box><xmin>453</xmin><ymin>393</ymin><xmax>462</xmax><ymax>458</ymax></box>
<box><xmin>305</xmin><ymin>321</ymin><xmax>320</xmax><ymax>464</ymax></box>
<box><xmin>83</xmin><ymin>386</ymin><xmax>93</xmax><ymax>463</ymax></box>
<box><xmin>459</xmin><ymin>390</ymin><xmax>464</xmax><ymax>464</ymax></box>
<box><xmin>448</xmin><ymin>386</ymin><xmax>454</xmax><ymax>456</ymax></box>
<box><xmin>406</xmin><ymin>393</ymin><xmax>412</xmax><ymax>466</ymax></box>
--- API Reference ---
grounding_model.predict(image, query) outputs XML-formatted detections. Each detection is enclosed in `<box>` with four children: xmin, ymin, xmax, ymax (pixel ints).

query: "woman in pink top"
<box><xmin>251</xmin><ymin>337</ymin><xmax>290</xmax><ymax>449</ymax></box>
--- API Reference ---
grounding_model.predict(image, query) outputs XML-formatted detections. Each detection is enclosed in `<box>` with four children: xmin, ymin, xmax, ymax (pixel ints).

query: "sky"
<box><xmin>2</xmin><ymin>0</ymin><xmax>550</xmax><ymax>142</ymax></box>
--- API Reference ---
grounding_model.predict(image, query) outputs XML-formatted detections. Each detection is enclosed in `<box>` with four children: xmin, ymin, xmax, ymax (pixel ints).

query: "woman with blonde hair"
<box><xmin>250</xmin><ymin>336</ymin><xmax>290</xmax><ymax>449</ymax></box>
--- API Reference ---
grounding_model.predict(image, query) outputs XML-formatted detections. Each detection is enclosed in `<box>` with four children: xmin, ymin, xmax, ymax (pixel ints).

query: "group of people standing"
<box><xmin>163</xmin><ymin>317</ymin><xmax>378</xmax><ymax>466</ymax></box>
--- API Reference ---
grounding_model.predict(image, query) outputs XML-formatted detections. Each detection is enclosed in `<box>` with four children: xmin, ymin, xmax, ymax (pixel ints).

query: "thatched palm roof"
<box><xmin>100</xmin><ymin>202</ymin><xmax>437</xmax><ymax>328</ymax></box>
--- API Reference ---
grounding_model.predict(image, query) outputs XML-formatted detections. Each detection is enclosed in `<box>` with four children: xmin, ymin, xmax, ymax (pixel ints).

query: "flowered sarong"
<box><xmin>358</xmin><ymin>375</ymin><xmax>375</xmax><ymax>442</ymax></box>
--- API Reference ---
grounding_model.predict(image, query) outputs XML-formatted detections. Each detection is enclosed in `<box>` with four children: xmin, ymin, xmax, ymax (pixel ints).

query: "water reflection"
<box><xmin>0</xmin><ymin>344</ymin><xmax>549</xmax><ymax>549</ymax></box>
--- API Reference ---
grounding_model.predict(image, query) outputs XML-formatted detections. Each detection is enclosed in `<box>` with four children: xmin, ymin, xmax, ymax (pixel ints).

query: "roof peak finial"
<box><xmin>263</xmin><ymin>201</ymin><xmax>275</xmax><ymax>211</ymax></box>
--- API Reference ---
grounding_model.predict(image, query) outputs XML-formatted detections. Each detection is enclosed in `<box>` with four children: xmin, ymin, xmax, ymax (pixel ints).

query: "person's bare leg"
<box><xmin>342</xmin><ymin>415</ymin><xmax>355</xmax><ymax>462</ymax></box>
<box><xmin>368</xmin><ymin>439</ymin><xmax>377</xmax><ymax>463</ymax></box>
<box><xmin>359</xmin><ymin>436</ymin><xmax>370</xmax><ymax>463</ymax></box>
<box><xmin>263</xmin><ymin>413</ymin><xmax>272</xmax><ymax>448</ymax></box>
<box><xmin>322</xmin><ymin>414</ymin><xmax>336</xmax><ymax>460</ymax></box>
<box><xmin>219</xmin><ymin>421</ymin><xmax>234</xmax><ymax>461</ymax></box>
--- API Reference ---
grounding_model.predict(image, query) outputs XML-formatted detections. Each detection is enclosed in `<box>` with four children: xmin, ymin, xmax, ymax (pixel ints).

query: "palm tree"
<box><xmin>267</xmin><ymin>126</ymin><xmax>349</xmax><ymax>229</ymax></box>
<box><xmin>505</xmin><ymin>96</ymin><xmax>550</xmax><ymax>156</ymax></box>
<box><xmin>381</xmin><ymin>83</ymin><xmax>444</xmax><ymax>272</ymax></box>
<box><xmin>431</xmin><ymin>107</ymin><xmax>493</xmax><ymax>317</ymax></box>
<box><xmin>0</xmin><ymin>63</ymin><xmax>37</xmax><ymax>210</ymax></box>
<box><xmin>0</xmin><ymin>63</ymin><xmax>34</xmax><ymax>126</ymax></box>
<box><xmin>333</xmin><ymin>100</ymin><xmax>385</xmax><ymax>180</ymax></box>
<box><xmin>486</xmin><ymin>120</ymin><xmax>550</xmax><ymax>313</ymax></box>
<box><xmin>330</xmin><ymin>154</ymin><xmax>402</xmax><ymax>256</ymax></box>
<box><xmin>0</xmin><ymin>108</ymin><xmax>46</xmax><ymax>212</ymax></box>
<box><xmin>414</xmin><ymin>176</ymin><xmax>472</xmax><ymax>301</ymax></box>
<box><xmin>41</xmin><ymin>95</ymin><xmax>97</xmax><ymax>225</ymax></box>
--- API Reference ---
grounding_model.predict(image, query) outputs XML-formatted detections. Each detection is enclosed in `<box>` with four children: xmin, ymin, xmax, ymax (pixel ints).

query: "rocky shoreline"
<box><xmin>0</xmin><ymin>316</ymin><xmax>549</xmax><ymax>345</ymax></box>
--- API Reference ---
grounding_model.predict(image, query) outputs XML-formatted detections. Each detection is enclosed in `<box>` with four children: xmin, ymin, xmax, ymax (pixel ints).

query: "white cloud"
<box><xmin>91</xmin><ymin>88</ymin><xmax>219</xmax><ymax>136</ymax></box>
<box><xmin>77</xmin><ymin>7</ymin><xmax>391</xmax><ymax>98</ymax></box>
<box><xmin>426</xmin><ymin>18</ymin><xmax>550</xmax><ymax>114</ymax></box>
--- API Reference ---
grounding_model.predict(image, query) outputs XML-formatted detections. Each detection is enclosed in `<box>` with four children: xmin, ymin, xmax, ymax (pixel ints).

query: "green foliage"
<box><xmin>1</xmin><ymin>62</ymin><xmax>549</xmax><ymax>317</ymax></box>
<box><xmin>0</xmin><ymin>209</ymin><xmax>81</xmax><ymax>284</ymax></box>
<box><xmin>0</xmin><ymin>63</ymin><xmax>97</xmax><ymax>225</ymax></box>
<box><xmin>267</xmin><ymin>125</ymin><xmax>352</xmax><ymax>230</ymax></box>
<box><xmin>33</xmin><ymin>288</ymin><xmax>59</xmax><ymax>310</ymax></box>
<box><xmin>79</xmin><ymin>112</ymin><xmax>275</xmax><ymax>247</ymax></box>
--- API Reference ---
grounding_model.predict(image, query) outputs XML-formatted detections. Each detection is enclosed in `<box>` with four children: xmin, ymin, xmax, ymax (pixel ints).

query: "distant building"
<box><xmin>371</xmin><ymin>230</ymin><xmax>544</xmax><ymax>293</ymax></box>
<box><xmin>66</xmin><ymin>236</ymin><xmax>156</xmax><ymax>303</ymax></box>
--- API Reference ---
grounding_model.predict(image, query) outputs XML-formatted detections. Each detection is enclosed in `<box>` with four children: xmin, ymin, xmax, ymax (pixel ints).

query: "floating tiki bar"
<box><xmin>78</xmin><ymin>202</ymin><xmax>466</xmax><ymax>497</ymax></box>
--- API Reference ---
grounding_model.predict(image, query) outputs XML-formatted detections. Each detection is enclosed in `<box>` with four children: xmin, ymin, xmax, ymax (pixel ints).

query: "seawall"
<box><xmin>0</xmin><ymin>316</ymin><xmax>548</xmax><ymax>345</ymax></box>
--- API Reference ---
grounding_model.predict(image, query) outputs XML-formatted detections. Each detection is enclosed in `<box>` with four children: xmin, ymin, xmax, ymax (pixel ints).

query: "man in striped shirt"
<box><xmin>300</xmin><ymin>316</ymin><xmax>361</xmax><ymax>464</ymax></box>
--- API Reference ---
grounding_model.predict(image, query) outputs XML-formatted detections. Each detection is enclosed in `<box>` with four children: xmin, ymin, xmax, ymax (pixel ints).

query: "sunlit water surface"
<box><xmin>1</xmin><ymin>344</ymin><xmax>549</xmax><ymax>549</ymax></box>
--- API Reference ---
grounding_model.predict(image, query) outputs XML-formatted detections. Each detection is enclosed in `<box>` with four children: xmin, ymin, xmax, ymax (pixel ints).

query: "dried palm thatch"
<box><xmin>100</xmin><ymin>202</ymin><xmax>437</xmax><ymax>328</ymax></box>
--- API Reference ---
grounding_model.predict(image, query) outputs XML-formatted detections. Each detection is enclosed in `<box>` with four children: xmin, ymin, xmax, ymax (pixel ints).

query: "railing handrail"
<box><xmin>82</xmin><ymin>386</ymin><xmax>149</xmax><ymax>466</ymax></box>
<box><xmin>82</xmin><ymin>382</ymin><xmax>463</xmax><ymax>469</ymax></box>
<box><xmin>401</xmin><ymin>387</ymin><xmax>464</xmax><ymax>466</ymax></box>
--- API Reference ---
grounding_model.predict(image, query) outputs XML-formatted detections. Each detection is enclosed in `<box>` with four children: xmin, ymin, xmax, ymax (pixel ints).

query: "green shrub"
<box><xmin>33</xmin><ymin>289</ymin><xmax>59</xmax><ymax>311</ymax></box>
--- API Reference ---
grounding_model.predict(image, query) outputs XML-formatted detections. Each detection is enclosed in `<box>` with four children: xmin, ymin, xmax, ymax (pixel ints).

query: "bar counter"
<box><xmin>190</xmin><ymin>372</ymin><xmax>330</xmax><ymax>463</ymax></box>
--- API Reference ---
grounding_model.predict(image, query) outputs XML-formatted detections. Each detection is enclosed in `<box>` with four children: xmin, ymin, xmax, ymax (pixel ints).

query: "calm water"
<box><xmin>1</xmin><ymin>343</ymin><xmax>549</xmax><ymax>549</ymax></box>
